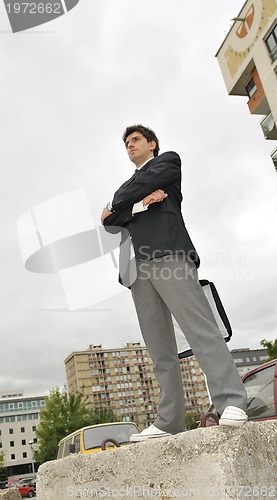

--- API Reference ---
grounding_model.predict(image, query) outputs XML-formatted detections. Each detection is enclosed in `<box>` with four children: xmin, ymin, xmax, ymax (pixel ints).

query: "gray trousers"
<box><xmin>131</xmin><ymin>255</ymin><xmax>247</xmax><ymax>434</ymax></box>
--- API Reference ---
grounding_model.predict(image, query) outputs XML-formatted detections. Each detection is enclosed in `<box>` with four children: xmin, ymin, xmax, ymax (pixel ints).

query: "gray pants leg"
<box><xmin>131</xmin><ymin>256</ymin><xmax>247</xmax><ymax>434</ymax></box>
<box><xmin>132</xmin><ymin>272</ymin><xmax>186</xmax><ymax>433</ymax></box>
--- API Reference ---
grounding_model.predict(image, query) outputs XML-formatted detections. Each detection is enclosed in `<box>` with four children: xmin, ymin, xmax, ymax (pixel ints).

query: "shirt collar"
<box><xmin>135</xmin><ymin>156</ymin><xmax>154</xmax><ymax>172</ymax></box>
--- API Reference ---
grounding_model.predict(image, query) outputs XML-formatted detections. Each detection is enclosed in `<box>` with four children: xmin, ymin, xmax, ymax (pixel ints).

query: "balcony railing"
<box><xmin>260</xmin><ymin>113</ymin><xmax>277</xmax><ymax>140</ymax></box>
<box><xmin>271</xmin><ymin>147</ymin><xmax>277</xmax><ymax>172</ymax></box>
<box><xmin>268</xmin><ymin>44</ymin><xmax>277</xmax><ymax>62</ymax></box>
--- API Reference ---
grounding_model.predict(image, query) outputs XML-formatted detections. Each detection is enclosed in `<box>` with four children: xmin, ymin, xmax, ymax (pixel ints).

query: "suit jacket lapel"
<box><xmin>114</xmin><ymin>157</ymin><xmax>156</xmax><ymax>201</ymax></box>
<box><xmin>137</xmin><ymin>157</ymin><xmax>155</xmax><ymax>173</ymax></box>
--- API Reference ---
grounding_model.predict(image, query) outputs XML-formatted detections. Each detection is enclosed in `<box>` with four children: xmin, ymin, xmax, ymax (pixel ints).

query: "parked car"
<box><xmin>7</xmin><ymin>480</ymin><xmax>35</xmax><ymax>498</ymax></box>
<box><xmin>200</xmin><ymin>358</ymin><xmax>277</xmax><ymax>426</ymax></box>
<box><xmin>57</xmin><ymin>421</ymin><xmax>140</xmax><ymax>459</ymax></box>
<box><xmin>19</xmin><ymin>478</ymin><xmax>36</xmax><ymax>491</ymax></box>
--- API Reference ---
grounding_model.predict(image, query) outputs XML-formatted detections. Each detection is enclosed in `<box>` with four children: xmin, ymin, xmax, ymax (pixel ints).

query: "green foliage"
<box><xmin>260</xmin><ymin>338</ymin><xmax>277</xmax><ymax>362</ymax></box>
<box><xmin>0</xmin><ymin>450</ymin><xmax>5</xmax><ymax>472</ymax></box>
<box><xmin>35</xmin><ymin>386</ymin><xmax>117</xmax><ymax>464</ymax></box>
<box><xmin>92</xmin><ymin>407</ymin><xmax>118</xmax><ymax>424</ymax></box>
<box><xmin>184</xmin><ymin>411</ymin><xmax>200</xmax><ymax>430</ymax></box>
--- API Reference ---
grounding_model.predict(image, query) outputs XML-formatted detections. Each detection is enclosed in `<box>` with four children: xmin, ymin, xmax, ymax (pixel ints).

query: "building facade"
<box><xmin>0</xmin><ymin>391</ymin><xmax>46</xmax><ymax>478</ymax></box>
<box><xmin>65</xmin><ymin>343</ymin><xmax>210</xmax><ymax>430</ymax></box>
<box><xmin>231</xmin><ymin>347</ymin><xmax>269</xmax><ymax>375</ymax></box>
<box><xmin>216</xmin><ymin>0</ymin><xmax>277</xmax><ymax>169</ymax></box>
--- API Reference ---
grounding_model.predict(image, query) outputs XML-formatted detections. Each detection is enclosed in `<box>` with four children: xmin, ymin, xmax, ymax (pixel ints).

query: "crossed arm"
<box><xmin>100</xmin><ymin>151</ymin><xmax>180</xmax><ymax>226</ymax></box>
<box><xmin>101</xmin><ymin>189</ymin><xmax>168</xmax><ymax>225</ymax></box>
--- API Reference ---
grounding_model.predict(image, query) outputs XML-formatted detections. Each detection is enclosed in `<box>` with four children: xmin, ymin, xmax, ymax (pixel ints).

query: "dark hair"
<box><xmin>122</xmin><ymin>124</ymin><xmax>160</xmax><ymax>157</ymax></box>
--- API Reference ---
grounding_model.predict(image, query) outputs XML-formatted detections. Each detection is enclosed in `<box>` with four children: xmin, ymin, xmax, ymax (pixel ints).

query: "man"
<box><xmin>101</xmin><ymin>124</ymin><xmax>247</xmax><ymax>441</ymax></box>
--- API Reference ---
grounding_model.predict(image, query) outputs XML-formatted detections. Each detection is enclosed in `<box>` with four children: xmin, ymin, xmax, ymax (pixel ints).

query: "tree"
<box><xmin>260</xmin><ymin>338</ymin><xmax>277</xmax><ymax>362</ymax></box>
<box><xmin>184</xmin><ymin>411</ymin><xmax>200</xmax><ymax>430</ymax></box>
<box><xmin>35</xmin><ymin>386</ymin><xmax>117</xmax><ymax>464</ymax></box>
<box><xmin>0</xmin><ymin>451</ymin><xmax>4</xmax><ymax>470</ymax></box>
<box><xmin>0</xmin><ymin>449</ymin><xmax>6</xmax><ymax>480</ymax></box>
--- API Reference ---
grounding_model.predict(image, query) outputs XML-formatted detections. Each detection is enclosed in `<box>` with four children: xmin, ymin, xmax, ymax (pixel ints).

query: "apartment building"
<box><xmin>0</xmin><ymin>391</ymin><xmax>46</xmax><ymax>478</ymax></box>
<box><xmin>65</xmin><ymin>342</ymin><xmax>210</xmax><ymax>430</ymax></box>
<box><xmin>216</xmin><ymin>0</ymin><xmax>277</xmax><ymax>169</ymax></box>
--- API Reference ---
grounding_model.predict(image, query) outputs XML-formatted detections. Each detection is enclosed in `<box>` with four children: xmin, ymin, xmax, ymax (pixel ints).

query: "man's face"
<box><xmin>125</xmin><ymin>132</ymin><xmax>156</xmax><ymax>168</ymax></box>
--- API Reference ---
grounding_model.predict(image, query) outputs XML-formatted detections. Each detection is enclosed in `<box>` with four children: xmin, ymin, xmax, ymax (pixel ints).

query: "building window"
<box><xmin>246</xmin><ymin>78</ymin><xmax>257</xmax><ymax>98</ymax></box>
<box><xmin>6</xmin><ymin>416</ymin><xmax>15</xmax><ymax>422</ymax></box>
<box><xmin>11</xmin><ymin>454</ymin><xmax>15</xmax><ymax>460</ymax></box>
<box><xmin>10</xmin><ymin>441</ymin><xmax>14</xmax><ymax>447</ymax></box>
<box><xmin>32</xmin><ymin>425</ymin><xmax>37</xmax><ymax>432</ymax></box>
<box><xmin>265</xmin><ymin>25</ymin><xmax>277</xmax><ymax>61</ymax></box>
<box><xmin>23</xmin><ymin>452</ymin><xmax>27</xmax><ymax>458</ymax></box>
<box><xmin>21</xmin><ymin>427</ymin><xmax>25</xmax><ymax>433</ymax></box>
<box><xmin>9</xmin><ymin>429</ymin><xmax>13</xmax><ymax>434</ymax></box>
<box><xmin>22</xmin><ymin>439</ymin><xmax>26</xmax><ymax>445</ymax></box>
<box><xmin>260</xmin><ymin>356</ymin><xmax>269</xmax><ymax>361</ymax></box>
<box><xmin>28</xmin><ymin>413</ymin><xmax>38</xmax><ymax>420</ymax></box>
<box><xmin>0</xmin><ymin>443</ymin><xmax>2</xmax><ymax>449</ymax></box>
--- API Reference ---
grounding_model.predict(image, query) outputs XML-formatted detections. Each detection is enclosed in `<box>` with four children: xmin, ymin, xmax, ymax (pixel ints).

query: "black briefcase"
<box><xmin>176</xmin><ymin>280</ymin><xmax>232</xmax><ymax>359</ymax></box>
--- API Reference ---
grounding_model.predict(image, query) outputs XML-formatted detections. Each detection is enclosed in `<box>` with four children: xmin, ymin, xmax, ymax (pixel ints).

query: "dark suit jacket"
<box><xmin>104</xmin><ymin>151</ymin><xmax>200</xmax><ymax>277</ymax></box>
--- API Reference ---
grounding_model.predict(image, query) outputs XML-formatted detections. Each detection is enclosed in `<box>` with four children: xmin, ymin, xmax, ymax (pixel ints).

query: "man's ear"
<box><xmin>149</xmin><ymin>140</ymin><xmax>156</xmax><ymax>153</ymax></box>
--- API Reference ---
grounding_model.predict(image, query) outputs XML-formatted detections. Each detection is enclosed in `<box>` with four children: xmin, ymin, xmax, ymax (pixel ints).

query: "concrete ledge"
<box><xmin>0</xmin><ymin>491</ymin><xmax>21</xmax><ymax>500</ymax></box>
<box><xmin>37</xmin><ymin>421</ymin><xmax>277</xmax><ymax>499</ymax></box>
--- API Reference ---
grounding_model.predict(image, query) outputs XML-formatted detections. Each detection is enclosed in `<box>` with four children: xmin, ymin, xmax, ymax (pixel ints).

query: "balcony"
<box><xmin>270</xmin><ymin>148</ymin><xmax>277</xmax><ymax>172</ymax></box>
<box><xmin>260</xmin><ymin>113</ymin><xmax>277</xmax><ymax>140</ymax></box>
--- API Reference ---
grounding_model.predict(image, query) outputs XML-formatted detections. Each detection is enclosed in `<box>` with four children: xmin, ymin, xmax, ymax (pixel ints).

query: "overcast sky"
<box><xmin>0</xmin><ymin>0</ymin><xmax>276</xmax><ymax>397</ymax></box>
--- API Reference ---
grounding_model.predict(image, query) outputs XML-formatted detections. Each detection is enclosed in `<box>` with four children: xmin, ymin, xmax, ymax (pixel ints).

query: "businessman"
<box><xmin>101</xmin><ymin>125</ymin><xmax>247</xmax><ymax>441</ymax></box>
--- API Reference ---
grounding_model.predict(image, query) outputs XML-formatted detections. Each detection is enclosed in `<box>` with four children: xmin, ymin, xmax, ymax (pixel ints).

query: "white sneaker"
<box><xmin>219</xmin><ymin>406</ymin><xmax>248</xmax><ymax>427</ymax></box>
<box><xmin>129</xmin><ymin>424</ymin><xmax>171</xmax><ymax>442</ymax></box>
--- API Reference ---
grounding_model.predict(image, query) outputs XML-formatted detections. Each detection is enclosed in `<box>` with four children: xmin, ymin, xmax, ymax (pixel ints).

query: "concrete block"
<box><xmin>37</xmin><ymin>421</ymin><xmax>277</xmax><ymax>499</ymax></box>
<box><xmin>0</xmin><ymin>490</ymin><xmax>21</xmax><ymax>500</ymax></box>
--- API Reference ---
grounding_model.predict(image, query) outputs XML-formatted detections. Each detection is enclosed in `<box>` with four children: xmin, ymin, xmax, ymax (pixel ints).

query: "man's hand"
<box><xmin>101</xmin><ymin>207</ymin><xmax>113</xmax><ymax>225</ymax></box>
<box><xmin>143</xmin><ymin>189</ymin><xmax>168</xmax><ymax>206</ymax></box>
